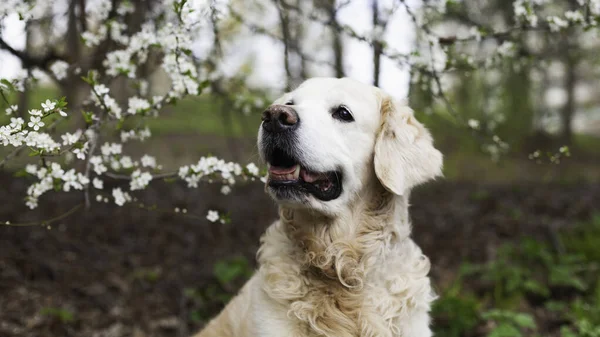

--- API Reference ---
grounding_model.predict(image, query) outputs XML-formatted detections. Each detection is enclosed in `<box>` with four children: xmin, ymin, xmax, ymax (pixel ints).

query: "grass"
<box><xmin>146</xmin><ymin>96</ymin><xmax>260</xmax><ymax>137</ymax></box>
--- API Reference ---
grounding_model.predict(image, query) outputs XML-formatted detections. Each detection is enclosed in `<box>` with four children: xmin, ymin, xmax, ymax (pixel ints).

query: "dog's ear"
<box><xmin>374</xmin><ymin>95</ymin><xmax>443</xmax><ymax>195</ymax></box>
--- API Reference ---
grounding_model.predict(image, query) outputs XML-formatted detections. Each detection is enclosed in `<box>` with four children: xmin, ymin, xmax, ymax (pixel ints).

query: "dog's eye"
<box><xmin>332</xmin><ymin>105</ymin><xmax>354</xmax><ymax>122</ymax></box>
<box><xmin>285</xmin><ymin>100</ymin><xmax>294</xmax><ymax>105</ymax></box>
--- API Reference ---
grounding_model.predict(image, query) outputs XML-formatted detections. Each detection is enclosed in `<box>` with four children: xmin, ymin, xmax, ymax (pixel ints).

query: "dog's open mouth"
<box><xmin>266</xmin><ymin>148</ymin><xmax>342</xmax><ymax>201</ymax></box>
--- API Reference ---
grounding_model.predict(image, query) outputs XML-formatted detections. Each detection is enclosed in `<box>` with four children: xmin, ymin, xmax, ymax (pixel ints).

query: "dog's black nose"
<box><xmin>262</xmin><ymin>105</ymin><xmax>299</xmax><ymax>133</ymax></box>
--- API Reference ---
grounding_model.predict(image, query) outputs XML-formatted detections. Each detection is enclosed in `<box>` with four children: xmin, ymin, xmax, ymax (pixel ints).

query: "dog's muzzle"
<box><xmin>259</xmin><ymin>105</ymin><xmax>343</xmax><ymax>202</ymax></box>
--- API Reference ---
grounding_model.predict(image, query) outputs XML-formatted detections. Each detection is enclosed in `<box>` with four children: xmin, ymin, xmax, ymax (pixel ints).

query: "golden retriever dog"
<box><xmin>193</xmin><ymin>77</ymin><xmax>443</xmax><ymax>337</ymax></box>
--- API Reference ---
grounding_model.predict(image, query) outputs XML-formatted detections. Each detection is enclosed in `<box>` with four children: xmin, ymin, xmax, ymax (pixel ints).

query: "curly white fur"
<box><xmin>193</xmin><ymin>77</ymin><xmax>442</xmax><ymax>337</ymax></box>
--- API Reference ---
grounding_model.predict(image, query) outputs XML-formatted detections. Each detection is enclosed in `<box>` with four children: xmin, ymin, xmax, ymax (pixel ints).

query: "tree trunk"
<box><xmin>372</xmin><ymin>0</ymin><xmax>382</xmax><ymax>86</ymax></box>
<box><xmin>274</xmin><ymin>0</ymin><xmax>294</xmax><ymax>91</ymax></box>
<box><xmin>560</xmin><ymin>35</ymin><xmax>577</xmax><ymax>146</ymax></box>
<box><xmin>17</xmin><ymin>24</ymin><xmax>33</xmax><ymax>118</ymax></box>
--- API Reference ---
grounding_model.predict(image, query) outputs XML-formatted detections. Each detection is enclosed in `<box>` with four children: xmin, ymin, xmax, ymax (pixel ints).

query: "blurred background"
<box><xmin>1</xmin><ymin>0</ymin><xmax>599</xmax><ymax>336</ymax></box>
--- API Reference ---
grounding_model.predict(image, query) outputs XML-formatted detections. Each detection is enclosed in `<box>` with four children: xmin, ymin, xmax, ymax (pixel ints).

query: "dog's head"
<box><xmin>257</xmin><ymin>77</ymin><xmax>442</xmax><ymax>215</ymax></box>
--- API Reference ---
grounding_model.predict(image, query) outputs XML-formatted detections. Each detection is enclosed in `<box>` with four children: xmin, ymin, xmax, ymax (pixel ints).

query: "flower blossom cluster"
<box><xmin>178</xmin><ymin>157</ymin><xmax>262</xmax><ymax>188</ymax></box>
<box><xmin>24</xmin><ymin>163</ymin><xmax>90</xmax><ymax>209</ymax></box>
<box><xmin>0</xmin><ymin>0</ymin><xmax>264</xmax><ymax>211</ymax></box>
<box><xmin>0</xmin><ymin>99</ymin><xmax>67</xmax><ymax>152</ymax></box>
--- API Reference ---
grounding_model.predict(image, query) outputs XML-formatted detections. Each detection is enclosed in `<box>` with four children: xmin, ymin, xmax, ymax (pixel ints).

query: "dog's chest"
<box><xmin>253</xmin><ymin>271</ymin><xmax>405</xmax><ymax>337</ymax></box>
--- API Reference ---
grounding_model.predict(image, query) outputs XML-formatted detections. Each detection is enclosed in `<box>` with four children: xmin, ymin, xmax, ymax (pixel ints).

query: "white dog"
<box><xmin>193</xmin><ymin>77</ymin><xmax>443</xmax><ymax>337</ymax></box>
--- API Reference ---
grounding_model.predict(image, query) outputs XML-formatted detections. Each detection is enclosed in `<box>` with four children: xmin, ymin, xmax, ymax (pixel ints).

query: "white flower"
<box><xmin>25</xmin><ymin>164</ymin><xmax>38</xmax><ymax>175</ymax></box>
<box><xmin>93</xmin><ymin>178</ymin><xmax>104</xmax><ymax>189</ymax></box>
<box><xmin>61</xmin><ymin>130</ymin><xmax>82</xmax><ymax>145</ymax></box>
<box><xmin>117</xmin><ymin>1</ymin><xmax>134</xmax><ymax>15</ymax></box>
<box><xmin>36</xmin><ymin>168</ymin><xmax>48</xmax><ymax>179</ymax></box>
<box><xmin>467</xmin><ymin>119</ymin><xmax>480</xmax><ymax>129</ymax></box>
<box><xmin>565</xmin><ymin>10</ymin><xmax>584</xmax><ymax>23</ymax></box>
<box><xmin>178</xmin><ymin>165</ymin><xmax>190</xmax><ymax>178</ymax></box>
<box><xmin>206</xmin><ymin>210</ymin><xmax>220</xmax><ymax>223</ymax></box>
<box><xmin>5</xmin><ymin>105</ymin><xmax>17</xmax><ymax>115</ymax></box>
<box><xmin>112</xmin><ymin>187</ymin><xmax>131</xmax><ymax>206</ymax></box>
<box><xmin>28</xmin><ymin>116</ymin><xmax>45</xmax><ymax>131</ymax></box>
<box><xmin>41</xmin><ymin>99</ymin><xmax>56</xmax><ymax>112</ymax></box>
<box><xmin>24</xmin><ymin>132</ymin><xmax>60</xmax><ymax>152</ymax></box>
<box><xmin>29</xmin><ymin>109</ymin><xmax>43</xmax><ymax>117</ymax></box>
<box><xmin>86</xmin><ymin>0</ymin><xmax>112</xmax><ymax>21</ymax></box>
<box><xmin>91</xmin><ymin>158</ymin><xmax>108</xmax><ymax>175</ymax></box>
<box><xmin>246</xmin><ymin>163</ymin><xmax>259</xmax><ymax>176</ymax></box>
<box><xmin>120</xmin><ymin>156</ymin><xmax>134</xmax><ymax>169</ymax></box>
<box><xmin>138</xmin><ymin>127</ymin><xmax>151</xmax><ymax>140</ymax></box>
<box><xmin>547</xmin><ymin>16</ymin><xmax>569</xmax><ymax>32</ymax></box>
<box><xmin>73</xmin><ymin>142</ymin><xmax>89</xmax><ymax>160</ymax></box>
<box><xmin>10</xmin><ymin>117</ymin><xmax>25</xmax><ymax>129</ymax></box>
<box><xmin>82</xmin><ymin>30</ymin><xmax>105</xmax><ymax>47</ymax></box>
<box><xmin>127</xmin><ymin>96</ymin><xmax>151</xmax><ymax>115</ymax></box>
<box><xmin>497</xmin><ymin>41</ymin><xmax>515</xmax><ymax>57</ymax></box>
<box><xmin>100</xmin><ymin>142</ymin><xmax>122</xmax><ymax>156</ymax></box>
<box><xmin>104</xmin><ymin>50</ymin><xmax>136</xmax><ymax>78</ymax></box>
<box><xmin>26</xmin><ymin>197</ymin><xmax>38</xmax><ymax>209</ymax></box>
<box><xmin>78</xmin><ymin>172</ymin><xmax>90</xmax><ymax>186</ymax></box>
<box><xmin>50</xmin><ymin>162</ymin><xmax>64</xmax><ymax>178</ymax></box>
<box><xmin>62</xmin><ymin>169</ymin><xmax>85</xmax><ymax>191</ymax></box>
<box><xmin>58</xmin><ymin>109</ymin><xmax>67</xmax><ymax>117</ymax></box>
<box><xmin>130</xmin><ymin>170</ymin><xmax>153</xmax><ymax>190</ymax></box>
<box><xmin>50</xmin><ymin>61</ymin><xmax>69</xmax><ymax>80</ymax></box>
<box><xmin>110</xmin><ymin>159</ymin><xmax>121</xmax><ymax>171</ymax></box>
<box><xmin>185</xmin><ymin>174</ymin><xmax>201</xmax><ymax>188</ymax></box>
<box><xmin>140</xmin><ymin>155</ymin><xmax>157</xmax><ymax>168</ymax></box>
<box><xmin>101</xmin><ymin>95</ymin><xmax>123</xmax><ymax>119</ymax></box>
<box><xmin>94</xmin><ymin>84</ymin><xmax>110</xmax><ymax>96</ymax></box>
<box><xmin>220</xmin><ymin>185</ymin><xmax>231</xmax><ymax>195</ymax></box>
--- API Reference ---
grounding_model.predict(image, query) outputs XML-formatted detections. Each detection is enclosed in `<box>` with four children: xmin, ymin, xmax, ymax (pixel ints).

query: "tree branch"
<box><xmin>0</xmin><ymin>37</ymin><xmax>66</xmax><ymax>70</ymax></box>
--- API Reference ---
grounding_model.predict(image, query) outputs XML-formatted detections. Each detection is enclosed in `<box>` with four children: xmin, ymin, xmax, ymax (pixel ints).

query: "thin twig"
<box><xmin>2</xmin><ymin>203</ymin><xmax>84</xmax><ymax>227</ymax></box>
<box><xmin>0</xmin><ymin>146</ymin><xmax>26</xmax><ymax>169</ymax></box>
<box><xmin>104</xmin><ymin>171</ymin><xmax>178</xmax><ymax>180</ymax></box>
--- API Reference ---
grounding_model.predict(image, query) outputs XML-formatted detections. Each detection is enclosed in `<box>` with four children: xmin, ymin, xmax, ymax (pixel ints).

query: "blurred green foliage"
<box><xmin>432</xmin><ymin>214</ymin><xmax>600</xmax><ymax>337</ymax></box>
<box><xmin>40</xmin><ymin>307</ymin><xmax>75</xmax><ymax>324</ymax></box>
<box><xmin>186</xmin><ymin>256</ymin><xmax>254</xmax><ymax>323</ymax></box>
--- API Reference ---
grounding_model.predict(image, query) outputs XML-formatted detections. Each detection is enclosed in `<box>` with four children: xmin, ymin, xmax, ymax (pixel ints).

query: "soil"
<box><xmin>1</xmin><ymin>172</ymin><xmax>599</xmax><ymax>337</ymax></box>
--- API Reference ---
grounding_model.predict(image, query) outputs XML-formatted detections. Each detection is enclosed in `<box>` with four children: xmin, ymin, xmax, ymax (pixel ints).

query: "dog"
<box><xmin>193</xmin><ymin>77</ymin><xmax>443</xmax><ymax>337</ymax></box>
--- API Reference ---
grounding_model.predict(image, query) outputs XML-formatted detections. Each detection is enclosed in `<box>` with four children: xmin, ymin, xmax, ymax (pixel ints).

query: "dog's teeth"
<box><xmin>293</xmin><ymin>165</ymin><xmax>300</xmax><ymax>179</ymax></box>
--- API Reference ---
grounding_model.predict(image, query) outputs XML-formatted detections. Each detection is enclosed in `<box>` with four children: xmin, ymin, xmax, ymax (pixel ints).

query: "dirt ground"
<box><xmin>1</xmin><ymin>171</ymin><xmax>599</xmax><ymax>337</ymax></box>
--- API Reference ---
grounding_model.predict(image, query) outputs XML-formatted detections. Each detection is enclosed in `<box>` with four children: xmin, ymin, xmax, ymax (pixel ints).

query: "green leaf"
<box><xmin>14</xmin><ymin>169</ymin><xmax>28</xmax><ymax>177</ymax></box>
<box><xmin>81</xmin><ymin>111</ymin><xmax>93</xmax><ymax>125</ymax></box>
<box><xmin>0</xmin><ymin>78</ymin><xmax>15</xmax><ymax>92</ymax></box>
<box><xmin>488</xmin><ymin>323</ymin><xmax>522</xmax><ymax>337</ymax></box>
<box><xmin>213</xmin><ymin>256</ymin><xmax>251</xmax><ymax>285</ymax></box>
<box><xmin>560</xmin><ymin>326</ymin><xmax>577</xmax><ymax>337</ymax></box>
<box><xmin>40</xmin><ymin>307</ymin><xmax>75</xmax><ymax>323</ymax></box>
<box><xmin>434</xmin><ymin>106</ymin><xmax>458</xmax><ymax>125</ymax></box>
<box><xmin>513</xmin><ymin>313</ymin><xmax>536</xmax><ymax>329</ymax></box>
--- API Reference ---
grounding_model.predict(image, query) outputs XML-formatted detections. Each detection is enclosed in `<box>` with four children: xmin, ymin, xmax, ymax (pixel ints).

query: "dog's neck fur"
<box><xmin>257</xmin><ymin>179</ymin><xmax>415</xmax><ymax>337</ymax></box>
<box><xmin>279</xmin><ymin>183</ymin><xmax>410</xmax><ymax>279</ymax></box>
